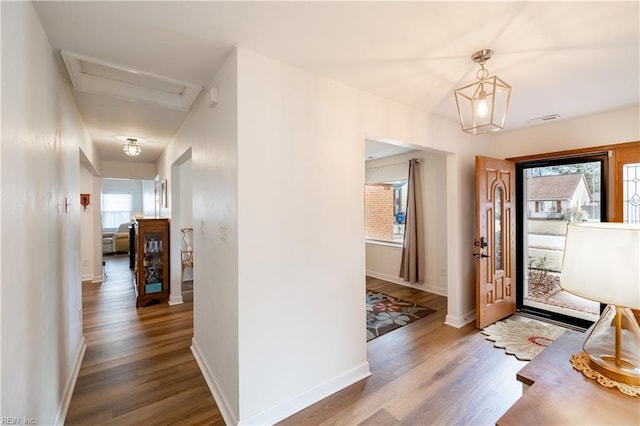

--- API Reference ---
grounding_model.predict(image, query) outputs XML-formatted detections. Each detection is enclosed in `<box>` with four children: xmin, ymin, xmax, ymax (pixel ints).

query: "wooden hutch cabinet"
<box><xmin>133</xmin><ymin>218</ymin><xmax>170</xmax><ymax>307</ymax></box>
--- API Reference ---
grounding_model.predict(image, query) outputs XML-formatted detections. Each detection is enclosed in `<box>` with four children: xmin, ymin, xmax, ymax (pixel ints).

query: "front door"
<box><xmin>475</xmin><ymin>156</ymin><xmax>516</xmax><ymax>328</ymax></box>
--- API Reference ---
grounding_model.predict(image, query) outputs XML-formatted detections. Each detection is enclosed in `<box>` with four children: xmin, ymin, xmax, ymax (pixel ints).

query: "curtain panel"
<box><xmin>400</xmin><ymin>158</ymin><xmax>425</xmax><ymax>284</ymax></box>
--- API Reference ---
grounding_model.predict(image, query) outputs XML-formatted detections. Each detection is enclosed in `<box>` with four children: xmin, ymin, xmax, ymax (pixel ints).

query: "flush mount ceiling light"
<box><xmin>454</xmin><ymin>49</ymin><xmax>512</xmax><ymax>135</ymax></box>
<box><xmin>123</xmin><ymin>138</ymin><xmax>142</xmax><ymax>157</ymax></box>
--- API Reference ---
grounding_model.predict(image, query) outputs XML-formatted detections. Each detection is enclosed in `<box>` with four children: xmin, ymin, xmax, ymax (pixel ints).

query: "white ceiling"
<box><xmin>33</xmin><ymin>1</ymin><xmax>639</xmax><ymax>163</ymax></box>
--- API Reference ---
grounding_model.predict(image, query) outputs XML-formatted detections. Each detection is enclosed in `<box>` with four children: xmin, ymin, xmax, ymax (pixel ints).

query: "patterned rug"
<box><xmin>366</xmin><ymin>291</ymin><xmax>436</xmax><ymax>341</ymax></box>
<box><xmin>481</xmin><ymin>318</ymin><xmax>566</xmax><ymax>360</ymax></box>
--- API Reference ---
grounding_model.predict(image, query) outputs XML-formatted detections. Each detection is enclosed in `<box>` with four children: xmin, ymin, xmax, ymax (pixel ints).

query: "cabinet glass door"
<box><xmin>143</xmin><ymin>231</ymin><xmax>164</xmax><ymax>294</ymax></box>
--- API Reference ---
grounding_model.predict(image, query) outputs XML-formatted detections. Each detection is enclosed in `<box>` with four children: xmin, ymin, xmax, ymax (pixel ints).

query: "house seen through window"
<box><xmin>365</xmin><ymin>180</ymin><xmax>408</xmax><ymax>243</ymax></box>
<box><xmin>519</xmin><ymin>157</ymin><xmax>603</xmax><ymax>326</ymax></box>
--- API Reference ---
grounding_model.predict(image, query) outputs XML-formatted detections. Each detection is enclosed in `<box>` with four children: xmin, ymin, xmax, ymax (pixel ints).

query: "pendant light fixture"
<box><xmin>123</xmin><ymin>138</ymin><xmax>142</xmax><ymax>157</ymax></box>
<box><xmin>454</xmin><ymin>49</ymin><xmax>512</xmax><ymax>135</ymax></box>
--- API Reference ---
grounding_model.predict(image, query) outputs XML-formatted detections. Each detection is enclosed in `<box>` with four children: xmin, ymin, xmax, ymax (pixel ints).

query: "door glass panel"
<box><xmin>623</xmin><ymin>163</ymin><xmax>640</xmax><ymax>224</ymax></box>
<box><xmin>494</xmin><ymin>186</ymin><xmax>503</xmax><ymax>271</ymax></box>
<box><xmin>521</xmin><ymin>160</ymin><xmax>601</xmax><ymax>323</ymax></box>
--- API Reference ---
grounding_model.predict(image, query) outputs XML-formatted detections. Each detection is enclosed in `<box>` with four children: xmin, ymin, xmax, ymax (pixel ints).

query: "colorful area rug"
<box><xmin>366</xmin><ymin>291</ymin><xmax>435</xmax><ymax>341</ymax></box>
<box><xmin>481</xmin><ymin>318</ymin><xmax>566</xmax><ymax>361</ymax></box>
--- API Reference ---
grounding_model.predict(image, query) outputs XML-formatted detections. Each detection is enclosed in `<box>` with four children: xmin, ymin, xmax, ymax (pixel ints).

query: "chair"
<box><xmin>102</xmin><ymin>234</ymin><xmax>114</xmax><ymax>254</ymax></box>
<box><xmin>113</xmin><ymin>222</ymin><xmax>131</xmax><ymax>253</ymax></box>
<box><xmin>180</xmin><ymin>227</ymin><xmax>194</xmax><ymax>284</ymax></box>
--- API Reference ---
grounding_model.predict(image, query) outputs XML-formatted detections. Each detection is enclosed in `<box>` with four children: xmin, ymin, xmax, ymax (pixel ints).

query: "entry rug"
<box><xmin>481</xmin><ymin>318</ymin><xmax>566</xmax><ymax>361</ymax></box>
<box><xmin>366</xmin><ymin>291</ymin><xmax>435</xmax><ymax>341</ymax></box>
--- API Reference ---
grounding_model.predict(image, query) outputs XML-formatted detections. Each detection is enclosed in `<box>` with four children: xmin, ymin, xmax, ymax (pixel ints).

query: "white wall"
<box><xmin>179</xmin><ymin>158</ymin><xmax>193</xmax><ymax>281</ymax></box>
<box><xmin>80</xmin><ymin>164</ymin><xmax>94</xmax><ymax>282</ymax></box>
<box><xmin>157</xmin><ymin>49</ymin><xmax>241</xmax><ymax>421</ymax></box>
<box><xmin>91</xmin><ymin>174</ymin><xmax>103</xmax><ymax>282</ymax></box>
<box><xmin>168</xmin><ymin>150</ymin><xmax>193</xmax><ymax>305</ymax></box>
<box><xmin>236</xmin><ymin>48</ymin><xmax>370</xmax><ymax>423</ymax></box>
<box><xmin>155</xmin><ymin>46</ymin><xmax>489</xmax><ymax>424</ymax></box>
<box><xmin>101</xmin><ymin>160</ymin><xmax>156</xmax><ymax>180</ymax></box>
<box><xmin>1</xmin><ymin>2</ymin><xmax>99</xmax><ymax>422</ymax></box>
<box><xmin>365</xmin><ymin>150</ymin><xmax>448</xmax><ymax>296</ymax></box>
<box><xmin>489</xmin><ymin>106</ymin><xmax>640</xmax><ymax>159</ymax></box>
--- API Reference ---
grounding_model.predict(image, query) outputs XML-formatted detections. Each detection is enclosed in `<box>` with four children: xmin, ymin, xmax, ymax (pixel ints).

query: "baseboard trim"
<box><xmin>366</xmin><ymin>271</ymin><xmax>447</xmax><ymax>297</ymax></box>
<box><xmin>54</xmin><ymin>337</ymin><xmax>86</xmax><ymax>425</ymax></box>
<box><xmin>169</xmin><ymin>295</ymin><xmax>184</xmax><ymax>305</ymax></box>
<box><xmin>191</xmin><ymin>338</ymin><xmax>239</xmax><ymax>426</ymax></box>
<box><xmin>91</xmin><ymin>275</ymin><xmax>103</xmax><ymax>284</ymax></box>
<box><xmin>445</xmin><ymin>310</ymin><xmax>476</xmax><ymax>328</ymax></box>
<box><xmin>238</xmin><ymin>362</ymin><xmax>371</xmax><ymax>425</ymax></box>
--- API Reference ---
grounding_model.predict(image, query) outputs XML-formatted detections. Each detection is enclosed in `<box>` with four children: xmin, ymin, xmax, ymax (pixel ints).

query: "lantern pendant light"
<box><xmin>123</xmin><ymin>138</ymin><xmax>142</xmax><ymax>156</ymax></box>
<box><xmin>454</xmin><ymin>49</ymin><xmax>512</xmax><ymax>135</ymax></box>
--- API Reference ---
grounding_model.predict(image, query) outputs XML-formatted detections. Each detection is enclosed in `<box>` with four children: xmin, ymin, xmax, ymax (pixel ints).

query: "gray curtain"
<box><xmin>400</xmin><ymin>159</ymin><xmax>425</xmax><ymax>284</ymax></box>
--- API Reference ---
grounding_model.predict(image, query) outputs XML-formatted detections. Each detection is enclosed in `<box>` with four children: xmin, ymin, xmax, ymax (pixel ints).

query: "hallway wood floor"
<box><xmin>67</xmin><ymin>258</ymin><xmax>526</xmax><ymax>425</ymax></box>
<box><xmin>65</xmin><ymin>256</ymin><xmax>223</xmax><ymax>425</ymax></box>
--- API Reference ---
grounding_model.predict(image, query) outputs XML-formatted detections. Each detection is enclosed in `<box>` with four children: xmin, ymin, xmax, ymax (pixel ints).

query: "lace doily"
<box><xmin>570</xmin><ymin>352</ymin><xmax>640</xmax><ymax>397</ymax></box>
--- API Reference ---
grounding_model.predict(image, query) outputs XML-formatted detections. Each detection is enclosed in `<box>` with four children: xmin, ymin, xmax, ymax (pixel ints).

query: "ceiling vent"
<box><xmin>60</xmin><ymin>50</ymin><xmax>202</xmax><ymax>111</ymax></box>
<box><xmin>527</xmin><ymin>114</ymin><xmax>561</xmax><ymax>125</ymax></box>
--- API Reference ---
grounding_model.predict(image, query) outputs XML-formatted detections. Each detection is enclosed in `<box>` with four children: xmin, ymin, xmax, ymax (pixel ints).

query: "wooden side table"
<box><xmin>497</xmin><ymin>329</ymin><xmax>640</xmax><ymax>425</ymax></box>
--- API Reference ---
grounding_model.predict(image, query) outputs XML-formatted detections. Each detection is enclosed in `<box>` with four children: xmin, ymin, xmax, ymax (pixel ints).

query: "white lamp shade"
<box><xmin>560</xmin><ymin>222</ymin><xmax>640</xmax><ymax>309</ymax></box>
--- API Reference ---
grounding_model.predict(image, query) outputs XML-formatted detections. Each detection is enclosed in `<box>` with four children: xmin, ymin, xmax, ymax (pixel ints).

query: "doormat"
<box><xmin>366</xmin><ymin>291</ymin><xmax>435</xmax><ymax>341</ymax></box>
<box><xmin>481</xmin><ymin>318</ymin><xmax>566</xmax><ymax>361</ymax></box>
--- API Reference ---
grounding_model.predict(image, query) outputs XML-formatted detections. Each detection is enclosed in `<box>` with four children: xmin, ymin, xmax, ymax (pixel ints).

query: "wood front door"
<box><xmin>475</xmin><ymin>156</ymin><xmax>516</xmax><ymax>328</ymax></box>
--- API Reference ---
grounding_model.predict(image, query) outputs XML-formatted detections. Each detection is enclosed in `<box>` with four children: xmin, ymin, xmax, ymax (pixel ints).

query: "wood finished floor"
<box><xmin>65</xmin><ymin>256</ymin><xmax>223</xmax><ymax>425</ymax></box>
<box><xmin>67</xmin><ymin>259</ymin><xmax>526</xmax><ymax>425</ymax></box>
<box><xmin>280</xmin><ymin>277</ymin><xmax>526</xmax><ymax>426</ymax></box>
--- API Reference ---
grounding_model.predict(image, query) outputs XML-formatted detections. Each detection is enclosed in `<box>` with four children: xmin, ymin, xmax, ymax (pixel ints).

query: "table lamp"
<box><xmin>560</xmin><ymin>222</ymin><xmax>640</xmax><ymax>385</ymax></box>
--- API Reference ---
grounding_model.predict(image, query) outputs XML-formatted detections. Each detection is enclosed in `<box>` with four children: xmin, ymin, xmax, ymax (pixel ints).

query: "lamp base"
<box><xmin>583</xmin><ymin>305</ymin><xmax>640</xmax><ymax>386</ymax></box>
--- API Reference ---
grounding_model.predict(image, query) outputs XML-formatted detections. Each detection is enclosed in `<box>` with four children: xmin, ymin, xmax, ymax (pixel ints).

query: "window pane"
<box><xmin>365</xmin><ymin>180</ymin><xmax>407</xmax><ymax>243</ymax></box>
<box><xmin>522</xmin><ymin>161</ymin><xmax>600</xmax><ymax>323</ymax></box>
<box><xmin>494</xmin><ymin>186</ymin><xmax>503</xmax><ymax>271</ymax></box>
<box><xmin>623</xmin><ymin>162</ymin><xmax>640</xmax><ymax>224</ymax></box>
<box><xmin>102</xmin><ymin>193</ymin><xmax>133</xmax><ymax>230</ymax></box>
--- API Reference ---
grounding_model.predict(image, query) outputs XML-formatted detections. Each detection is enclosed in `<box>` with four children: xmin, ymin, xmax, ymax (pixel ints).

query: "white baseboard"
<box><xmin>445</xmin><ymin>310</ymin><xmax>476</xmax><ymax>328</ymax></box>
<box><xmin>366</xmin><ymin>271</ymin><xmax>447</xmax><ymax>297</ymax></box>
<box><xmin>191</xmin><ymin>338</ymin><xmax>239</xmax><ymax>426</ymax></box>
<box><xmin>169</xmin><ymin>295</ymin><xmax>184</xmax><ymax>305</ymax></box>
<box><xmin>192</xmin><ymin>336</ymin><xmax>371</xmax><ymax>426</ymax></box>
<box><xmin>91</xmin><ymin>275</ymin><xmax>103</xmax><ymax>284</ymax></box>
<box><xmin>54</xmin><ymin>337</ymin><xmax>86</xmax><ymax>425</ymax></box>
<box><xmin>238</xmin><ymin>362</ymin><xmax>371</xmax><ymax>425</ymax></box>
<box><xmin>81</xmin><ymin>274</ymin><xmax>93</xmax><ymax>283</ymax></box>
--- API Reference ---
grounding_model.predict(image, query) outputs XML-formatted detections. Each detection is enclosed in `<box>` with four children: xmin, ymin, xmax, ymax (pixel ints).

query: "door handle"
<box><xmin>473</xmin><ymin>237</ymin><xmax>488</xmax><ymax>248</ymax></box>
<box><xmin>473</xmin><ymin>253</ymin><xmax>490</xmax><ymax>259</ymax></box>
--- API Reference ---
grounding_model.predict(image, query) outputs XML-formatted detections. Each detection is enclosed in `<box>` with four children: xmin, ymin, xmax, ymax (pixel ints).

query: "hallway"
<box><xmin>66</xmin><ymin>256</ymin><xmax>223</xmax><ymax>425</ymax></box>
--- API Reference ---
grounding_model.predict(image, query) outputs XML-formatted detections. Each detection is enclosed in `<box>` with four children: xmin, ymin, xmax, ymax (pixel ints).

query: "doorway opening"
<box><xmin>364</xmin><ymin>137</ymin><xmax>449</xmax><ymax>334</ymax></box>
<box><xmin>516</xmin><ymin>153</ymin><xmax>607</xmax><ymax>328</ymax></box>
<box><xmin>169</xmin><ymin>148</ymin><xmax>193</xmax><ymax>305</ymax></box>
